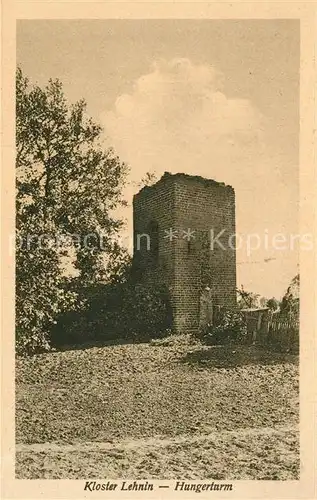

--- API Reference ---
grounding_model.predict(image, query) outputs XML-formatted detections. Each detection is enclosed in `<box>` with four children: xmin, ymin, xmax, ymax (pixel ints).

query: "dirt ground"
<box><xmin>16</xmin><ymin>340</ymin><xmax>299</xmax><ymax>479</ymax></box>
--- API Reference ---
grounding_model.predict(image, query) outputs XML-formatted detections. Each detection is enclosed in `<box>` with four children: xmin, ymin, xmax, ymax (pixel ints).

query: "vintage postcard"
<box><xmin>1</xmin><ymin>1</ymin><xmax>316</xmax><ymax>499</ymax></box>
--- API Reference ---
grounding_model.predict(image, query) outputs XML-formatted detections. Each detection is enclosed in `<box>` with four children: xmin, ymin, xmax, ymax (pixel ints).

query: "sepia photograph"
<box><xmin>9</xmin><ymin>15</ymin><xmax>306</xmax><ymax>486</ymax></box>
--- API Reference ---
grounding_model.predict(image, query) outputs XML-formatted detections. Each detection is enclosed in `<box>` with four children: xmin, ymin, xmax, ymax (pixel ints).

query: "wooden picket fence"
<box><xmin>267</xmin><ymin>309</ymin><xmax>299</xmax><ymax>352</ymax></box>
<box><xmin>240</xmin><ymin>307</ymin><xmax>299</xmax><ymax>352</ymax></box>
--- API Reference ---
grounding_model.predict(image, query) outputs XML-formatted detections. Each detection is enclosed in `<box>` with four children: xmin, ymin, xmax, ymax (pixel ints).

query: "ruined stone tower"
<box><xmin>132</xmin><ymin>172</ymin><xmax>236</xmax><ymax>333</ymax></box>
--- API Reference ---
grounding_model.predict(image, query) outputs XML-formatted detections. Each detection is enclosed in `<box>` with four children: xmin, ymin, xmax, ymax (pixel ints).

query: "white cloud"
<box><xmin>101</xmin><ymin>58</ymin><xmax>299</xmax><ymax>298</ymax></box>
<box><xmin>102</xmin><ymin>58</ymin><xmax>265</xmax><ymax>186</ymax></box>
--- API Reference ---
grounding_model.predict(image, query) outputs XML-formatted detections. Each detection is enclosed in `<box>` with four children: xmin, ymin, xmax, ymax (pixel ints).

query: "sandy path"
<box><xmin>17</xmin><ymin>424</ymin><xmax>296</xmax><ymax>453</ymax></box>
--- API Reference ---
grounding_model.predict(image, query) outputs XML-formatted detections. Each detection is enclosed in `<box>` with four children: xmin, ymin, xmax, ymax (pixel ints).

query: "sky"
<box><xmin>17</xmin><ymin>19</ymin><xmax>300</xmax><ymax>299</ymax></box>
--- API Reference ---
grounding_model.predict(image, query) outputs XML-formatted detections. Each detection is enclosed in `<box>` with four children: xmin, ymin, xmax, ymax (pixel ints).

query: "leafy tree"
<box><xmin>16</xmin><ymin>68</ymin><xmax>128</xmax><ymax>353</ymax></box>
<box><xmin>236</xmin><ymin>286</ymin><xmax>260</xmax><ymax>309</ymax></box>
<box><xmin>280</xmin><ymin>274</ymin><xmax>300</xmax><ymax>313</ymax></box>
<box><xmin>266</xmin><ymin>297</ymin><xmax>280</xmax><ymax>311</ymax></box>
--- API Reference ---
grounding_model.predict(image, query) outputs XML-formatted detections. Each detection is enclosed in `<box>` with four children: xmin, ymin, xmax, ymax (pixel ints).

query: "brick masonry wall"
<box><xmin>132</xmin><ymin>172</ymin><xmax>237</xmax><ymax>334</ymax></box>
<box><xmin>132</xmin><ymin>174</ymin><xmax>176</xmax><ymax>290</ymax></box>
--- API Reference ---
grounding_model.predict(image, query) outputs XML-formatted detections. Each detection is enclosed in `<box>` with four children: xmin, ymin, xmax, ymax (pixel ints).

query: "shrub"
<box><xmin>202</xmin><ymin>309</ymin><xmax>247</xmax><ymax>345</ymax></box>
<box><xmin>120</xmin><ymin>282</ymin><xmax>173</xmax><ymax>339</ymax></box>
<box><xmin>51</xmin><ymin>281</ymin><xmax>173</xmax><ymax>347</ymax></box>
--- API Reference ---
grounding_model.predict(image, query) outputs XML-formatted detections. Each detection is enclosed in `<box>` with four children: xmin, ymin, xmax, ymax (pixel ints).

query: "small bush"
<box><xmin>98</xmin><ymin>281</ymin><xmax>172</xmax><ymax>341</ymax></box>
<box><xmin>51</xmin><ymin>281</ymin><xmax>173</xmax><ymax>347</ymax></box>
<box><xmin>202</xmin><ymin>309</ymin><xmax>247</xmax><ymax>346</ymax></box>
